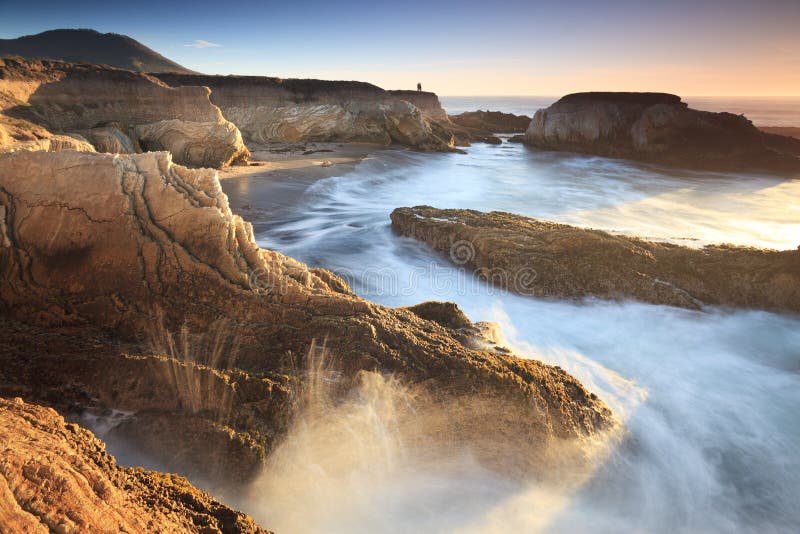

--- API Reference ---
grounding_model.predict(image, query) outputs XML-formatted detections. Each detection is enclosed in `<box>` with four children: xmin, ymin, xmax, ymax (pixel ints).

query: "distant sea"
<box><xmin>440</xmin><ymin>95</ymin><xmax>800</xmax><ymax>126</ymax></box>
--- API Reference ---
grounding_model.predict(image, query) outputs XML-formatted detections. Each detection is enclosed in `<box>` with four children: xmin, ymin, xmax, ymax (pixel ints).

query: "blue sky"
<box><xmin>1</xmin><ymin>0</ymin><xmax>799</xmax><ymax>95</ymax></box>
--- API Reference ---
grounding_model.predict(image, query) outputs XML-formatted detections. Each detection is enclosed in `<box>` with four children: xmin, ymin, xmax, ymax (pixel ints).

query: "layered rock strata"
<box><xmin>391</xmin><ymin>206</ymin><xmax>800</xmax><ymax>312</ymax></box>
<box><xmin>154</xmin><ymin>74</ymin><xmax>454</xmax><ymax>151</ymax></box>
<box><xmin>0</xmin><ymin>56</ymin><xmax>248</xmax><ymax>167</ymax></box>
<box><xmin>524</xmin><ymin>92</ymin><xmax>800</xmax><ymax>171</ymax></box>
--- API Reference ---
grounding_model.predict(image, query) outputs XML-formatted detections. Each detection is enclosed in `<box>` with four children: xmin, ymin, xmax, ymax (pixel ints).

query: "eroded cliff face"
<box><xmin>0</xmin><ymin>56</ymin><xmax>249</xmax><ymax>167</ymax></box>
<box><xmin>0</xmin><ymin>149</ymin><xmax>614</xmax><ymax>495</ymax></box>
<box><xmin>0</xmin><ymin>397</ymin><xmax>269</xmax><ymax>534</ymax></box>
<box><xmin>391</xmin><ymin>206</ymin><xmax>800</xmax><ymax>312</ymax></box>
<box><xmin>154</xmin><ymin>74</ymin><xmax>454</xmax><ymax>151</ymax></box>
<box><xmin>524</xmin><ymin>92</ymin><xmax>800</xmax><ymax>172</ymax></box>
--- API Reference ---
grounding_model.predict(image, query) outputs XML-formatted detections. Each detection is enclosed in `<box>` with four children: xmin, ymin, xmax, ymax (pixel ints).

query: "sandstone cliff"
<box><xmin>524</xmin><ymin>92</ymin><xmax>800</xmax><ymax>172</ymax></box>
<box><xmin>154</xmin><ymin>74</ymin><xmax>454</xmax><ymax>151</ymax></box>
<box><xmin>0</xmin><ymin>396</ymin><xmax>269</xmax><ymax>534</ymax></box>
<box><xmin>391</xmin><ymin>206</ymin><xmax>800</xmax><ymax>312</ymax></box>
<box><xmin>0</xmin><ymin>57</ymin><xmax>248</xmax><ymax>167</ymax></box>
<box><xmin>0</xmin><ymin>150</ymin><xmax>614</xmax><ymax>496</ymax></box>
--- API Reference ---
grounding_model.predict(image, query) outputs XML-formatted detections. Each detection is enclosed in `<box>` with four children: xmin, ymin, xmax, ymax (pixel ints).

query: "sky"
<box><xmin>1</xmin><ymin>0</ymin><xmax>799</xmax><ymax>96</ymax></box>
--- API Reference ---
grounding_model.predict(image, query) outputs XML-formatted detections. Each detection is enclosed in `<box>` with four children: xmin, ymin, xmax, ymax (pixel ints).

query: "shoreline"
<box><xmin>220</xmin><ymin>141</ymin><xmax>385</xmax><ymax>222</ymax></box>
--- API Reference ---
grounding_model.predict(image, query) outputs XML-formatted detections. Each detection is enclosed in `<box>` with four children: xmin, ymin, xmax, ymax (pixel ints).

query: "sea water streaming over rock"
<box><xmin>223</xmin><ymin>140</ymin><xmax>800</xmax><ymax>533</ymax></box>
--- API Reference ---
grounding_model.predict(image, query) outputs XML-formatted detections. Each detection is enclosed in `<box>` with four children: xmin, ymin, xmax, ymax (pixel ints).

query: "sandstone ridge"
<box><xmin>0</xmin><ymin>56</ymin><xmax>248</xmax><ymax>167</ymax></box>
<box><xmin>154</xmin><ymin>74</ymin><xmax>456</xmax><ymax>151</ymax></box>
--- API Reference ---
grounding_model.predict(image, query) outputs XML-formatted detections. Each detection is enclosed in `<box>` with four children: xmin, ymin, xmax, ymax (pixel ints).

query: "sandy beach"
<box><xmin>219</xmin><ymin>141</ymin><xmax>385</xmax><ymax>229</ymax></box>
<box><xmin>219</xmin><ymin>141</ymin><xmax>382</xmax><ymax>181</ymax></box>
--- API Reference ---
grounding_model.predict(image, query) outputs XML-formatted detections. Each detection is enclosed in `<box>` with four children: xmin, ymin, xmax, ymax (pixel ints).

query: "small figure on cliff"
<box><xmin>417</xmin><ymin>82</ymin><xmax>422</xmax><ymax>92</ymax></box>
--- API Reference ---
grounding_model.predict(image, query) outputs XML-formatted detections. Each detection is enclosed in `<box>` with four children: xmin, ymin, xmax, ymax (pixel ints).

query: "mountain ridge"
<box><xmin>0</xmin><ymin>28</ymin><xmax>195</xmax><ymax>73</ymax></box>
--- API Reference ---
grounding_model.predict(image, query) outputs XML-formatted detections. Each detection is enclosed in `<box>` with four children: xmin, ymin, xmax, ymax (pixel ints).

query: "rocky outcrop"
<box><xmin>0</xmin><ymin>133</ymin><xmax>96</xmax><ymax>154</ymax></box>
<box><xmin>450</xmin><ymin>110</ymin><xmax>531</xmax><ymax>133</ymax></box>
<box><xmin>154</xmin><ymin>74</ymin><xmax>454</xmax><ymax>151</ymax></box>
<box><xmin>0</xmin><ymin>56</ymin><xmax>248</xmax><ymax>167</ymax></box>
<box><xmin>524</xmin><ymin>92</ymin><xmax>800</xmax><ymax>172</ymax></box>
<box><xmin>391</xmin><ymin>206</ymin><xmax>800</xmax><ymax>312</ymax></box>
<box><xmin>387</xmin><ymin>90</ymin><xmax>450</xmax><ymax>122</ymax></box>
<box><xmin>385</xmin><ymin>94</ymin><xmax>528</xmax><ymax>146</ymax></box>
<box><xmin>0</xmin><ymin>150</ymin><xmax>614</xmax><ymax>495</ymax></box>
<box><xmin>0</xmin><ymin>396</ymin><xmax>269</xmax><ymax>533</ymax></box>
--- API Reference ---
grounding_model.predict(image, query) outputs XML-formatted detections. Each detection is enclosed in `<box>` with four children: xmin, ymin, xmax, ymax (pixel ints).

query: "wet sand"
<box><xmin>220</xmin><ymin>142</ymin><xmax>385</xmax><ymax>231</ymax></box>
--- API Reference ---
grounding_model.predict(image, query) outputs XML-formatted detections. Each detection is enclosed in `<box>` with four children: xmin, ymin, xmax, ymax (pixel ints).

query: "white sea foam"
<box><xmin>230</xmin><ymin>141</ymin><xmax>800</xmax><ymax>533</ymax></box>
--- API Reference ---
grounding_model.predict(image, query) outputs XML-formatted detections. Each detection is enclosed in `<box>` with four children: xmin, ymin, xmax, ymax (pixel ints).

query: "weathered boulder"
<box><xmin>524</xmin><ymin>92</ymin><xmax>800</xmax><ymax>171</ymax></box>
<box><xmin>0</xmin><ymin>56</ymin><xmax>248</xmax><ymax>166</ymax></box>
<box><xmin>391</xmin><ymin>206</ymin><xmax>800</xmax><ymax>312</ymax></box>
<box><xmin>135</xmin><ymin>119</ymin><xmax>249</xmax><ymax>167</ymax></box>
<box><xmin>0</xmin><ymin>150</ymin><xmax>614</xmax><ymax>493</ymax></box>
<box><xmin>0</xmin><ymin>396</ymin><xmax>270</xmax><ymax>533</ymax></box>
<box><xmin>154</xmin><ymin>73</ymin><xmax>454</xmax><ymax>151</ymax></box>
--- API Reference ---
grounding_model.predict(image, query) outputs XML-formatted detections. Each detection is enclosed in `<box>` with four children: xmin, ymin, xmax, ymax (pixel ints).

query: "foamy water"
<box><xmin>227</xmin><ymin>141</ymin><xmax>800</xmax><ymax>533</ymax></box>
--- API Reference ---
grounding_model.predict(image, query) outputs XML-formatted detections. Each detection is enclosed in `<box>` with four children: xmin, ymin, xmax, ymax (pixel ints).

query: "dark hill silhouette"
<box><xmin>0</xmin><ymin>29</ymin><xmax>194</xmax><ymax>73</ymax></box>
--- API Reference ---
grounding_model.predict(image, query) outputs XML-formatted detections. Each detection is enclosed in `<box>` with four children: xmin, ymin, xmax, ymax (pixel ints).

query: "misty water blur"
<box><xmin>224</xmin><ymin>139</ymin><xmax>800</xmax><ymax>533</ymax></box>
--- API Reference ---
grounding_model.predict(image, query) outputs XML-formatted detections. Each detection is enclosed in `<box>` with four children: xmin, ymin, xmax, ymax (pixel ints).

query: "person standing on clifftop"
<box><xmin>417</xmin><ymin>83</ymin><xmax>422</xmax><ymax>91</ymax></box>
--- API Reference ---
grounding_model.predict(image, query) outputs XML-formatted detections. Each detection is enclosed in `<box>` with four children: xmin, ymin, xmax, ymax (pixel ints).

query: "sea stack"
<box><xmin>523</xmin><ymin>92</ymin><xmax>800</xmax><ymax>172</ymax></box>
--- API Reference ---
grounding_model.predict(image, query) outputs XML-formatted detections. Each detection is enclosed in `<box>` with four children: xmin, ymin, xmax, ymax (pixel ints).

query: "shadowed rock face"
<box><xmin>524</xmin><ymin>92</ymin><xmax>800</xmax><ymax>172</ymax></box>
<box><xmin>0</xmin><ymin>150</ymin><xmax>614</xmax><ymax>496</ymax></box>
<box><xmin>450</xmin><ymin>110</ymin><xmax>532</xmax><ymax>134</ymax></box>
<box><xmin>391</xmin><ymin>206</ymin><xmax>800</xmax><ymax>313</ymax></box>
<box><xmin>0</xmin><ymin>57</ymin><xmax>249</xmax><ymax>167</ymax></box>
<box><xmin>154</xmin><ymin>74</ymin><xmax>454</xmax><ymax>151</ymax></box>
<box><xmin>0</xmin><ymin>397</ymin><xmax>269</xmax><ymax>534</ymax></box>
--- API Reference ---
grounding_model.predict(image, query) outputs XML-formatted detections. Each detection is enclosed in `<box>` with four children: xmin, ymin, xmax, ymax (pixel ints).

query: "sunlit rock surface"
<box><xmin>0</xmin><ymin>56</ymin><xmax>248</xmax><ymax>166</ymax></box>
<box><xmin>154</xmin><ymin>74</ymin><xmax>454</xmax><ymax>151</ymax></box>
<box><xmin>391</xmin><ymin>206</ymin><xmax>800</xmax><ymax>312</ymax></box>
<box><xmin>524</xmin><ymin>92</ymin><xmax>800</xmax><ymax>171</ymax></box>
<box><xmin>0</xmin><ymin>149</ymin><xmax>614</xmax><ymax>496</ymax></box>
<box><xmin>0</xmin><ymin>397</ymin><xmax>269</xmax><ymax>533</ymax></box>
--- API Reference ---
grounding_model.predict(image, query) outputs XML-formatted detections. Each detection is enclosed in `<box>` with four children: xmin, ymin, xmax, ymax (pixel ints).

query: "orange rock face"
<box><xmin>0</xmin><ymin>397</ymin><xmax>270</xmax><ymax>533</ymax></box>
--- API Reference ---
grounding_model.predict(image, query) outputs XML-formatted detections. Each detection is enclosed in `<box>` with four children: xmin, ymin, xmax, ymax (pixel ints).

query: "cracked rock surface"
<box><xmin>0</xmin><ymin>149</ymin><xmax>614</xmax><ymax>498</ymax></box>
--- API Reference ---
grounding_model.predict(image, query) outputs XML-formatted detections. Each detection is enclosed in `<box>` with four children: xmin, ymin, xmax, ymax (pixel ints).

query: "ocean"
<box><xmin>440</xmin><ymin>95</ymin><xmax>800</xmax><ymax>126</ymax></box>
<box><xmin>221</xmin><ymin>99</ymin><xmax>800</xmax><ymax>533</ymax></box>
